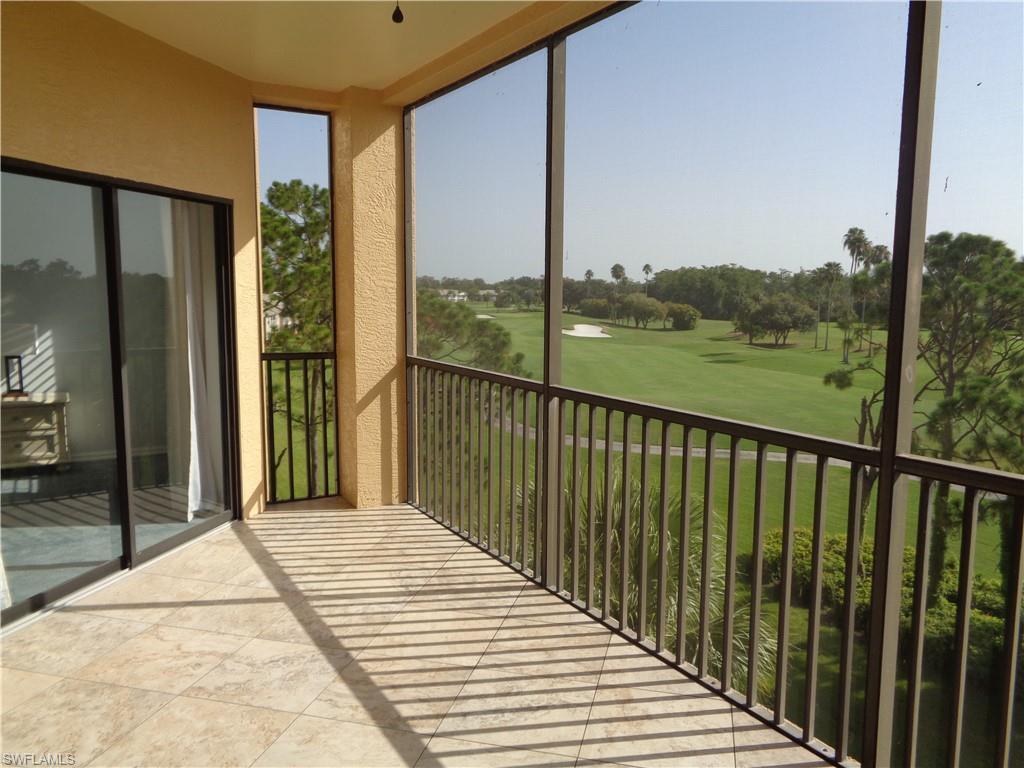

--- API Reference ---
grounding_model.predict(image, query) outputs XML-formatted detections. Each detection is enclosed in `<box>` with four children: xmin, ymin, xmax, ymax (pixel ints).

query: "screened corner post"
<box><xmin>404</xmin><ymin>107</ymin><xmax>417</xmax><ymax>505</ymax></box>
<box><xmin>541</xmin><ymin>37</ymin><xmax>567</xmax><ymax>588</ymax></box>
<box><xmin>861</xmin><ymin>2</ymin><xmax>942</xmax><ymax>766</ymax></box>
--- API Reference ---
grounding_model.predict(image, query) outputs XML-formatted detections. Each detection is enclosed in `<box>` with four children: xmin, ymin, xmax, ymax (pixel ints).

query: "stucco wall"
<box><xmin>332</xmin><ymin>90</ymin><xmax>407</xmax><ymax>507</ymax></box>
<box><xmin>1</xmin><ymin>2</ymin><xmax>266</xmax><ymax>518</ymax></box>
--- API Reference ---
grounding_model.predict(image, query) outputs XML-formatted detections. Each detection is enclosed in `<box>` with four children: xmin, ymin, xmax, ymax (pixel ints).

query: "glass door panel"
<box><xmin>0</xmin><ymin>172</ymin><xmax>122</xmax><ymax>609</ymax></box>
<box><xmin>117</xmin><ymin>191</ymin><xmax>228</xmax><ymax>553</ymax></box>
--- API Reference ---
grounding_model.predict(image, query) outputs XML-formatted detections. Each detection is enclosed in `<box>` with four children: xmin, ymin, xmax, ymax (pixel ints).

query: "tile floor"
<box><xmin>1</xmin><ymin>505</ymin><xmax>827</xmax><ymax>767</ymax></box>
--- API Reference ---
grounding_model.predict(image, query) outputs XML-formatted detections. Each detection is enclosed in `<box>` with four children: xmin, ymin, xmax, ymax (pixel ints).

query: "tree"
<box><xmin>759</xmin><ymin>295</ymin><xmax>817</xmax><ymax>346</ymax></box>
<box><xmin>826</xmin><ymin>231</ymin><xmax>1024</xmax><ymax>602</ymax></box>
<box><xmin>584</xmin><ymin>269</ymin><xmax>594</xmax><ymax>297</ymax></box>
<box><xmin>842</xmin><ymin>227</ymin><xmax>870</xmax><ymax>274</ymax></box>
<box><xmin>261</xmin><ymin>180</ymin><xmax>334</xmax><ymax>485</ymax></box>
<box><xmin>642</xmin><ymin>263</ymin><xmax>653</xmax><ymax>294</ymax></box>
<box><xmin>579</xmin><ymin>298</ymin><xmax>611</xmax><ymax>319</ymax></box>
<box><xmin>734</xmin><ymin>298</ymin><xmax>766</xmax><ymax>345</ymax></box>
<box><xmin>610</xmin><ymin>264</ymin><xmax>627</xmax><ymax>297</ymax></box>
<box><xmin>815</xmin><ymin>262</ymin><xmax>845</xmax><ymax>351</ymax></box>
<box><xmin>621</xmin><ymin>292</ymin><xmax>665</xmax><ymax>329</ymax></box>
<box><xmin>417</xmin><ymin>289</ymin><xmax>526</xmax><ymax>375</ymax></box>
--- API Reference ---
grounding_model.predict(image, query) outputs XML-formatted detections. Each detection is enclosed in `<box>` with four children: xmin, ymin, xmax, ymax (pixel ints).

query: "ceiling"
<box><xmin>85</xmin><ymin>1</ymin><xmax>532</xmax><ymax>93</ymax></box>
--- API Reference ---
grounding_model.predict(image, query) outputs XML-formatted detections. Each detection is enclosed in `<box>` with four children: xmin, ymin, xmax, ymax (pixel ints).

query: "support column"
<box><xmin>331</xmin><ymin>89</ymin><xmax>407</xmax><ymax>508</ymax></box>
<box><xmin>861</xmin><ymin>3</ymin><xmax>941</xmax><ymax>765</ymax></box>
<box><xmin>542</xmin><ymin>39</ymin><xmax>566</xmax><ymax>587</ymax></box>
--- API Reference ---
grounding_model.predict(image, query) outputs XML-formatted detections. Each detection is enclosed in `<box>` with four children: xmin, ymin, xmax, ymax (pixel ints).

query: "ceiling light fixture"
<box><xmin>392</xmin><ymin>2</ymin><xmax>404</xmax><ymax>24</ymax></box>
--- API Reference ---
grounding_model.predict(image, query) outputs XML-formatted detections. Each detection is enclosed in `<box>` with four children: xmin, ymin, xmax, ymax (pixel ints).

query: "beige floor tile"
<box><xmin>732</xmin><ymin>710</ymin><xmax>828</xmax><ymax>767</ymax></box>
<box><xmin>90</xmin><ymin>696</ymin><xmax>295</xmax><ymax>767</ymax></box>
<box><xmin>0</xmin><ymin>668</ymin><xmax>62</xmax><ymax>713</ymax></box>
<box><xmin>416</xmin><ymin>736</ymin><xmax>580</xmax><ymax>767</ymax></box>
<box><xmin>578</xmin><ymin>684</ymin><xmax>736</xmax><ymax>768</ymax></box>
<box><xmin>73</xmin><ymin>625</ymin><xmax>246</xmax><ymax>694</ymax></box>
<box><xmin>253</xmin><ymin>714</ymin><xmax>426</xmax><ymax>767</ymax></box>
<box><xmin>366</xmin><ymin>608</ymin><xmax>504</xmax><ymax>668</ymax></box>
<box><xmin>1</xmin><ymin>612</ymin><xmax>149</xmax><ymax>676</ymax></box>
<box><xmin>306</xmin><ymin>654</ymin><xmax>472</xmax><ymax>734</ymax></box>
<box><xmin>258</xmin><ymin>595</ymin><xmax>403</xmax><ymax>650</ymax></box>
<box><xmin>185</xmin><ymin>637</ymin><xmax>353</xmax><ymax>712</ymax></box>
<box><xmin>408</xmin><ymin>566</ymin><xmax>526</xmax><ymax>618</ymax></box>
<box><xmin>435</xmin><ymin>668</ymin><xmax>597</xmax><ymax>757</ymax></box>
<box><xmin>144</xmin><ymin>539</ymin><xmax>256</xmax><ymax>583</ymax></box>
<box><xmin>69</xmin><ymin>572</ymin><xmax>218</xmax><ymax>623</ymax></box>
<box><xmin>158</xmin><ymin>583</ymin><xmax>294</xmax><ymax>636</ymax></box>
<box><xmin>476</xmin><ymin>616</ymin><xmax>610</xmax><ymax>681</ymax></box>
<box><xmin>0</xmin><ymin>678</ymin><xmax>171</xmax><ymax>765</ymax></box>
<box><xmin>505</xmin><ymin>584</ymin><xmax>600</xmax><ymax>626</ymax></box>
<box><xmin>598</xmin><ymin>636</ymin><xmax>702</xmax><ymax>695</ymax></box>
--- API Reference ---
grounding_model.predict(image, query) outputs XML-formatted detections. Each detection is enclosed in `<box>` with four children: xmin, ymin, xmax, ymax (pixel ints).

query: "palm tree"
<box><xmin>611</xmin><ymin>263</ymin><xmax>626</xmax><ymax>285</ymax></box>
<box><xmin>642</xmin><ymin>263</ymin><xmax>653</xmax><ymax>294</ymax></box>
<box><xmin>842</xmin><ymin>227</ymin><xmax>870</xmax><ymax>274</ymax></box>
<box><xmin>817</xmin><ymin>261</ymin><xmax>845</xmax><ymax>351</ymax></box>
<box><xmin>584</xmin><ymin>269</ymin><xmax>594</xmax><ymax>298</ymax></box>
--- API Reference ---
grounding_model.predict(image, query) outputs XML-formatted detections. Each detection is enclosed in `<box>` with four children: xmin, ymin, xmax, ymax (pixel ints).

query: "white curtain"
<box><xmin>171</xmin><ymin>200</ymin><xmax>220</xmax><ymax>519</ymax></box>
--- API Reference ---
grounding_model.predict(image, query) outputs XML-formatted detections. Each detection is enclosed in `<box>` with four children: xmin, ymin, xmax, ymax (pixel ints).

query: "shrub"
<box><xmin>666</xmin><ymin>302</ymin><xmax>701</xmax><ymax>330</ymax></box>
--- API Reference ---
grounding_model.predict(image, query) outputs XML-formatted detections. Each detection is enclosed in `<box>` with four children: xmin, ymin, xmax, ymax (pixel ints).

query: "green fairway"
<box><xmin>479</xmin><ymin>306</ymin><xmax>940</xmax><ymax>445</ymax></box>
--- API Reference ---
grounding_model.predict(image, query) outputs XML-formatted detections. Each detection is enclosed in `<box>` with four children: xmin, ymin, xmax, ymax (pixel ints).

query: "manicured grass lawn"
<box><xmin>481</xmin><ymin>307</ymin><xmax>939</xmax><ymax>445</ymax></box>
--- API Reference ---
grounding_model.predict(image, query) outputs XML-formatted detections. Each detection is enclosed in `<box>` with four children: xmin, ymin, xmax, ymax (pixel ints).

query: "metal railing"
<box><xmin>262</xmin><ymin>351</ymin><xmax>339</xmax><ymax>503</ymax></box>
<box><xmin>407</xmin><ymin>355</ymin><xmax>1024</xmax><ymax>768</ymax></box>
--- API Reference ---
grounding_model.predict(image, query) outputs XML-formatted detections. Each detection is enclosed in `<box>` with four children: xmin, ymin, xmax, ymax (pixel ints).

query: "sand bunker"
<box><xmin>476</xmin><ymin>314</ymin><xmax>495</xmax><ymax>319</ymax></box>
<box><xmin>562</xmin><ymin>323</ymin><xmax>611</xmax><ymax>338</ymax></box>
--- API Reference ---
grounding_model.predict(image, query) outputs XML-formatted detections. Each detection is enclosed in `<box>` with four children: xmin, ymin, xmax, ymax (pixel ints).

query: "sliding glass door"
<box><xmin>0</xmin><ymin>172</ymin><xmax>123</xmax><ymax>611</ymax></box>
<box><xmin>0</xmin><ymin>164</ymin><xmax>237</xmax><ymax>621</ymax></box>
<box><xmin>118</xmin><ymin>192</ymin><xmax>229</xmax><ymax>553</ymax></box>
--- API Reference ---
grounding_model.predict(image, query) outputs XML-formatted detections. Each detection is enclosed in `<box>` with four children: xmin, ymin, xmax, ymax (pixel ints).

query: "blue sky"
<box><xmin>258</xmin><ymin>2</ymin><xmax>1023</xmax><ymax>283</ymax></box>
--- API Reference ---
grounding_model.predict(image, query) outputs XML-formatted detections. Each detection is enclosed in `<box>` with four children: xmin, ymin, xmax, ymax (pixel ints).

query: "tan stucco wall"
<box><xmin>332</xmin><ymin>90</ymin><xmax>406</xmax><ymax>507</ymax></box>
<box><xmin>1</xmin><ymin>2</ymin><xmax>267</xmax><ymax>518</ymax></box>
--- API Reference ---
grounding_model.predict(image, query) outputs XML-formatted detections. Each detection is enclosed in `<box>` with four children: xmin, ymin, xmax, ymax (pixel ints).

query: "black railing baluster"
<box><xmin>836</xmin><ymin>462</ymin><xmax>863</xmax><ymax>763</ymax></box>
<box><xmin>638</xmin><ymin>417</ymin><xmax>650</xmax><ymax>642</ymax></box>
<box><xmin>676</xmin><ymin>426</ymin><xmax>692</xmax><ymax>666</ymax></box>
<box><xmin>722</xmin><ymin>435</ymin><xmax>740</xmax><ymax>692</ymax></box>
<box><xmin>520</xmin><ymin>391</ymin><xmax>528</xmax><ymax>573</ymax></box>
<box><xmin>905</xmin><ymin>477</ymin><xmax>932</xmax><ymax>768</ymax></box>
<box><xmin>571</xmin><ymin>400</ymin><xmax>581</xmax><ymax>599</ymax></box>
<box><xmin>487</xmin><ymin>381</ymin><xmax>494</xmax><ymax>549</ymax></box>
<box><xmin>747</xmin><ymin>442</ymin><xmax>767</xmax><ymax>706</ymax></box>
<box><xmin>620</xmin><ymin>412</ymin><xmax>632</xmax><ymax>632</ymax></box>
<box><xmin>284</xmin><ymin>359</ymin><xmax>295</xmax><ymax>501</ymax></box>
<box><xmin>533</xmin><ymin>390</ymin><xmax>542</xmax><ymax>575</ymax></box>
<box><xmin>556</xmin><ymin>398</ymin><xmax>566</xmax><ymax>588</ymax></box>
<box><xmin>322</xmin><ymin>358</ymin><xmax>330</xmax><ymax>497</ymax></box>
<box><xmin>265</xmin><ymin>359</ymin><xmax>277</xmax><ymax>503</ymax></box>
<box><xmin>698</xmin><ymin>430</ymin><xmax>715</xmax><ymax>679</ymax></box>
<box><xmin>949</xmin><ymin>487</ymin><xmax>979</xmax><ymax>768</ymax></box>
<box><xmin>804</xmin><ymin>454</ymin><xmax>829</xmax><ymax>740</ymax></box>
<box><xmin>775</xmin><ymin>448</ymin><xmax>798</xmax><ymax>725</ymax></box>
<box><xmin>499</xmin><ymin>384</ymin><xmax>508</xmax><ymax>557</ymax></box>
<box><xmin>656</xmin><ymin>421</ymin><xmax>670</xmax><ymax>651</ymax></box>
<box><xmin>587</xmin><ymin>404</ymin><xmax>597</xmax><ymax>610</ymax></box>
<box><xmin>302</xmin><ymin>358</ymin><xmax>312</xmax><ymax>497</ymax></box>
<box><xmin>603</xmin><ymin>408</ymin><xmax>614</xmax><ymax>621</ymax></box>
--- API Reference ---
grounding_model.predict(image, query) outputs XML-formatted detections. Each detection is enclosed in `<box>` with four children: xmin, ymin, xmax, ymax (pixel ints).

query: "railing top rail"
<box><xmin>408</xmin><ymin>355</ymin><xmax>544</xmax><ymax>393</ymax></box>
<box><xmin>261</xmin><ymin>351</ymin><xmax>334</xmax><ymax>361</ymax></box>
<box><xmin>549</xmin><ymin>384</ymin><xmax>880</xmax><ymax>466</ymax></box>
<box><xmin>894</xmin><ymin>454</ymin><xmax>1024</xmax><ymax>498</ymax></box>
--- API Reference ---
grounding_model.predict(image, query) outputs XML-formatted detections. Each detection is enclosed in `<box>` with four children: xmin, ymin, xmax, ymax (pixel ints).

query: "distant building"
<box><xmin>263</xmin><ymin>294</ymin><xmax>295</xmax><ymax>337</ymax></box>
<box><xmin>438</xmin><ymin>289</ymin><xmax>468</xmax><ymax>303</ymax></box>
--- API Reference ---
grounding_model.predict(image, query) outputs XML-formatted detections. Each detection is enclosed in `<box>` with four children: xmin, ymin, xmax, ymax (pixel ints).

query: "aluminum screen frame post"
<box><xmin>541</xmin><ymin>37</ymin><xmax>566</xmax><ymax>588</ymax></box>
<box><xmin>861</xmin><ymin>2</ymin><xmax>941</xmax><ymax>765</ymax></box>
<box><xmin>404</xmin><ymin>108</ymin><xmax>418</xmax><ymax>504</ymax></box>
